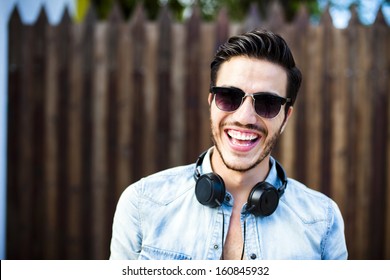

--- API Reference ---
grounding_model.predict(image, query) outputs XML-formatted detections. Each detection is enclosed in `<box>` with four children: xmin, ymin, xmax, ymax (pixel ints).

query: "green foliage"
<box><xmin>75</xmin><ymin>0</ymin><xmax>91</xmax><ymax>22</ymax></box>
<box><xmin>215</xmin><ymin>0</ymin><xmax>321</xmax><ymax>22</ymax></box>
<box><xmin>84</xmin><ymin>0</ymin><xmax>320</xmax><ymax>22</ymax></box>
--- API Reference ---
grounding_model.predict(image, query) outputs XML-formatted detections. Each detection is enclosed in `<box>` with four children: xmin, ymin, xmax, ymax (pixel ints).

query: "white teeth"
<box><xmin>227</xmin><ymin>130</ymin><xmax>258</xmax><ymax>141</ymax></box>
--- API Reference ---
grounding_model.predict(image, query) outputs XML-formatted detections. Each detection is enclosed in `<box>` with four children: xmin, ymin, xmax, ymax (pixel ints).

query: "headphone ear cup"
<box><xmin>195</xmin><ymin>173</ymin><xmax>226</xmax><ymax>208</ymax></box>
<box><xmin>247</xmin><ymin>182</ymin><xmax>280</xmax><ymax>216</ymax></box>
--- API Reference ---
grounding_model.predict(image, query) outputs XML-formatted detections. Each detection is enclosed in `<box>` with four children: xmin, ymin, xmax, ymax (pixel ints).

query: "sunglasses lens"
<box><xmin>254</xmin><ymin>95</ymin><xmax>283</xmax><ymax>118</ymax></box>
<box><xmin>212</xmin><ymin>87</ymin><xmax>286</xmax><ymax>118</ymax></box>
<box><xmin>214</xmin><ymin>89</ymin><xmax>243</xmax><ymax>112</ymax></box>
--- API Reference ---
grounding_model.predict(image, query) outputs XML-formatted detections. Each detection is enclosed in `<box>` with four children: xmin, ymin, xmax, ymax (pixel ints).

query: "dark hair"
<box><xmin>210</xmin><ymin>29</ymin><xmax>302</xmax><ymax>107</ymax></box>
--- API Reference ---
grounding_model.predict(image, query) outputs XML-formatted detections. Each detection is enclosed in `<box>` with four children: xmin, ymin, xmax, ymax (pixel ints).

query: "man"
<box><xmin>110</xmin><ymin>29</ymin><xmax>348</xmax><ymax>260</ymax></box>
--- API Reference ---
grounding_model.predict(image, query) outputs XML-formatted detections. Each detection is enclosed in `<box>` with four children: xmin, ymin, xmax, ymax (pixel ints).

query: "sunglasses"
<box><xmin>210</xmin><ymin>86</ymin><xmax>291</xmax><ymax>119</ymax></box>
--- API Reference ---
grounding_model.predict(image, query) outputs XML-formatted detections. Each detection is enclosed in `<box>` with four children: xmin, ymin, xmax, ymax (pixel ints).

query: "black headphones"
<box><xmin>194</xmin><ymin>150</ymin><xmax>287</xmax><ymax>216</ymax></box>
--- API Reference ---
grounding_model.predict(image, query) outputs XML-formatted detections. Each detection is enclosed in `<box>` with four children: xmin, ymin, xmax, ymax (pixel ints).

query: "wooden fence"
<box><xmin>6</xmin><ymin>3</ymin><xmax>389</xmax><ymax>259</ymax></box>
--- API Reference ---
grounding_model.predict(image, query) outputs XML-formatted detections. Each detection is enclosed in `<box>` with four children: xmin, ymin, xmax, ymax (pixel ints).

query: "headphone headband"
<box><xmin>193</xmin><ymin>150</ymin><xmax>208</xmax><ymax>181</ymax></box>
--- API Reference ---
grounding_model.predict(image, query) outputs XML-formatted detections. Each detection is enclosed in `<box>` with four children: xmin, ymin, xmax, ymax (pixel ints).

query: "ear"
<box><xmin>280</xmin><ymin>106</ymin><xmax>293</xmax><ymax>134</ymax></box>
<box><xmin>208</xmin><ymin>93</ymin><xmax>213</xmax><ymax>106</ymax></box>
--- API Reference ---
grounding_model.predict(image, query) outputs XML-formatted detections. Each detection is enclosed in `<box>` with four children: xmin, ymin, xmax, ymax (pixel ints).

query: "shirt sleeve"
<box><xmin>109</xmin><ymin>182</ymin><xmax>143</xmax><ymax>260</ymax></box>
<box><xmin>321</xmin><ymin>199</ymin><xmax>348</xmax><ymax>260</ymax></box>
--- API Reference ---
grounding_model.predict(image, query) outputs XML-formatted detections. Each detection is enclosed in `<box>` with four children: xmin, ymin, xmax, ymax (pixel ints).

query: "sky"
<box><xmin>0</xmin><ymin>0</ymin><xmax>389</xmax><ymax>260</ymax></box>
<box><xmin>318</xmin><ymin>0</ymin><xmax>390</xmax><ymax>27</ymax></box>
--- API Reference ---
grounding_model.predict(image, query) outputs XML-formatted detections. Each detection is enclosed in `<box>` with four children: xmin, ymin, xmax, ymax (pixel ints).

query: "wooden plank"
<box><xmin>344</xmin><ymin>14</ymin><xmax>364</xmax><ymax>258</ymax></box>
<box><xmin>330</xmin><ymin>28</ymin><xmax>348</xmax><ymax>225</ymax></box>
<box><xmin>369</xmin><ymin>12</ymin><xmax>388</xmax><ymax>259</ymax></box>
<box><xmin>272</xmin><ymin>25</ymin><xmax>296</xmax><ymax>177</ymax></box>
<box><xmin>115</xmin><ymin>21</ymin><xmax>133</xmax><ymax>199</ymax></box>
<box><xmin>56</xmin><ymin>10</ymin><xmax>72</xmax><ymax>260</ymax></box>
<box><xmin>49</xmin><ymin>9</ymin><xmax>74</xmax><ymax>260</ymax></box>
<box><xmin>91</xmin><ymin>22</ymin><xmax>109</xmax><ymax>259</ymax></box>
<box><xmin>185</xmin><ymin>7</ymin><xmax>201</xmax><ymax>162</ymax></box>
<box><xmin>80</xmin><ymin>7</ymin><xmax>96</xmax><ymax>259</ymax></box>
<box><xmin>318</xmin><ymin>8</ymin><xmax>333</xmax><ymax>196</ymax></box>
<box><xmin>19</xmin><ymin>24</ymin><xmax>34</xmax><ymax>259</ymax></box>
<box><xmin>199</xmin><ymin>22</ymin><xmax>214</xmax><ymax>152</ymax></box>
<box><xmin>304</xmin><ymin>25</ymin><xmax>323</xmax><ymax>192</ymax></box>
<box><xmin>105</xmin><ymin>4</ymin><xmax>125</xmax><ymax>241</ymax></box>
<box><xmin>106</xmin><ymin>3</ymin><xmax>122</xmax><ymax>223</ymax></box>
<box><xmin>44</xmin><ymin>21</ymin><xmax>59</xmax><ymax>259</ymax></box>
<box><xmin>266</xmin><ymin>11</ymin><xmax>290</xmax><ymax>171</ymax></box>
<box><xmin>170</xmin><ymin>23</ymin><xmax>185</xmax><ymax>166</ymax></box>
<box><xmin>353</xmin><ymin>24</ymin><xmax>372</xmax><ymax>260</ymax></box>
<box><xmin>215</xmin><ymin>8</ymin><xmax>230</xmax><ymax>51</ymax></box>
<box><xmin>143</xmin><ymin>22</ymin><xmax>157</xmax><ymax>175</ymax></box>
<box><xmin>68</xmin><ymin>21</ymin><xmax>84</xmax><ymax>259</ymax></box>
<box><xmin>277</xmin><ymin>14</ymin><xmax>307</xmax><ymax>181</ymax></box>
<box><xmin>291</xmin><ymin>6</ymin><xmax>309</xmax><ymax>183</ymax></box>
<box><xmin>266</xmin><ymin>0</ymin><xmax>285</xmax><ymax>33</ymax></box>
<box><xmin>156</xmin><ymin>6</ymin><xmax>172</xmax><ymax>170</ymax></box>
<box><xmin>30</xmin><ymin>8</ymin><xmax>48</xmax><ymax>259</ymax></box>
<box><xmin>242</xmin><ymin>3</ymin><xmax>262</xmax><ymax>33</ymax></box>
<box><xmin>130</xmin><ymin>4</ymin><xmax>146</xmax><ymax>180</ymax></box>
<box><xmin>6</xmin><ymin>6</ymin><xmax>23</xmax><ymax>259</ymax></box>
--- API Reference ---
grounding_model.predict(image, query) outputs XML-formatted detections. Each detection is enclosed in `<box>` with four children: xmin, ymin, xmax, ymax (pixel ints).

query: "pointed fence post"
<box><xmin>56</xmin><ymin>7</ymin><xmax>72</xmax><ymax>260</ymax></box>
<box><xmin>43</xmin><ymin>6</ymin><xmax>72</xmax><ymax>260</ymax></box>
<box><xmin>6</xmin><ymin>6</ymin><xmax>23</xmax><ymax>260</ymax></box>
<box><xmin>130</xmin><ymin>4</ymin><xmax>146</xmax><ymax>181</ymax></box>
<box><xmin>80</xmin><ymin>5</ymin><xmax>97</xmax><ymax>259</ymax></box>
<box><xmin>215</xmin><ymin>7</ymin><xmax>229</xmax><ymax>50</ymax></box>
<box><xmin>369</xmin><ymin>8</ymin><xmax>389</xmax><ymax>260</ymax></box>
<box><xmin>90</xmin><ymin>3</ymin><xmax>110</xmax><ymax>259</ymax></box>
<box><xmin>170</xmin><ymin>11</ymin><xmax>186</xmax><ymax>167</ymax></box>
<box><xmin>289</xmin><ymin>4</ymin><xmax>310</xmax><ymax>182</ymax></box>
<box><xmin>114</xmin><ymin>5</ymin><xmax>133</xmax><ymax>201</ymax></box>
<box><xmin>243</xmin><ymin>3</ymin><xmax>263</xmax><ymax>32</ymax></box>
<box><xmin>344</xmin><ymin>4</ymin><xmax>362</xmax><ymax>260</ymax></box>
<box><xmin>318</xmin><ymin>6</ymin><xmax>333</xmax><ymax>197</ymax></box>
<box><xmin>68</xmin><ymin>5</ymin><xmax>89</xmax><ymax>260</ymax></box>
<box><xmin>301</xmin><ymin>7</ymin><xmax>324</xmax><ymax>193</ymax></box>
<box><xmin>105</xmin><ymin>2</ymin><xmax>124</xmax><ymax>241</ymax></box>
<box><xmin>185</xmin><ymin>6</ymin><xmax>201</xmax><ymax>162</ymax></box>
<box><xmin>156</xmin><ymin>6</ymin><xmax>172</xmax><ymax>171</ymax></box>
<box><xmin>266</xmin><ymin>0</ymin><xmax>285</xmax><ymax>32</ymax></box>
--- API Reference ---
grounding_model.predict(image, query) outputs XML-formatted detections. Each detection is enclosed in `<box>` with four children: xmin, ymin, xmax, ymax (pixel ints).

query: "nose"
<box><xmin>233</xmin><ymin>95</ymin><xmax>257</xmax><ymax>124</ymax></box>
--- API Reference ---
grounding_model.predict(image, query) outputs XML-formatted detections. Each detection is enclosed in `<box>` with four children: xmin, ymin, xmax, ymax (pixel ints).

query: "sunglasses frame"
<box><xmin>210</xmin><ymin>86</ymin><xmax>291</xmax><ymax>119</ymax></box>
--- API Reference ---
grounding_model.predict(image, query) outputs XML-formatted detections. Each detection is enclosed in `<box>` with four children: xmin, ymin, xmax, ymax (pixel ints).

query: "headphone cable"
<box><xmin>240</xmin><ymin>218</ymin><xmax>247</xmax><ymax>260</ymax></box>
<box><xmin>220</xmin><ymin>206</ymin><xmax>225</xmax><ymax>260</ymax></box>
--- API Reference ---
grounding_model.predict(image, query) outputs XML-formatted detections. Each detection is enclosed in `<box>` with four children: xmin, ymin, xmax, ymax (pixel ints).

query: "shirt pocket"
<box><xmin>138</xmin><ymin>245</ymin><xmax>192</xmax><ymax>260</ymax></box>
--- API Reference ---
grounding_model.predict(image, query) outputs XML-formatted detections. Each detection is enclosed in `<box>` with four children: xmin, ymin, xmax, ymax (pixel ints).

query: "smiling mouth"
<box><xmin>226</xmin><ymin>129</ymin><xmax>260</xmax><ymax>147</ymax></box>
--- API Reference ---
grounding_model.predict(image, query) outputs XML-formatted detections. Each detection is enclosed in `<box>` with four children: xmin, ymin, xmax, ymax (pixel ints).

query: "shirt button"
<box><xmin>214</xmin><ymin>244</ymin><xmax>219</xmax><ymax>250</ymax></box>
<box><xmin>250</xmin><ymin>253</ymin><xmax>257</xmax><ymax>260</ymax></box>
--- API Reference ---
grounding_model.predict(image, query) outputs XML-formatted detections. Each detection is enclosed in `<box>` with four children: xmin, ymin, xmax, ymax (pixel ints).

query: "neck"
<box><xmin>210</xmin><ymin>149</ymin><xmax>270</xmax><ymax>205</ymax></box>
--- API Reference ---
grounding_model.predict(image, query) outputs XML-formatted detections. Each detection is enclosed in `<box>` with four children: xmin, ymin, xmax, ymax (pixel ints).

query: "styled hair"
<box><xmin>210</xmin><ymin>29</ymin><xmax>302</xmax><ymax>107</ymax></box>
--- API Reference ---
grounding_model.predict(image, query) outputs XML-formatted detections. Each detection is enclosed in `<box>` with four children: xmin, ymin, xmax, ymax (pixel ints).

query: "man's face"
<box><xmin>209</xmin><ymin>56</ymin><xmax>292</xmax><ymax>172</ymax></box>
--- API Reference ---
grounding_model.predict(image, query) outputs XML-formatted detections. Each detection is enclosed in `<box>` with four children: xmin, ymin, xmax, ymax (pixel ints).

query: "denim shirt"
<box><xmin>110</xmin><ymin>148</ymin><xmax>348</xmax><ymax>260</ymax></box>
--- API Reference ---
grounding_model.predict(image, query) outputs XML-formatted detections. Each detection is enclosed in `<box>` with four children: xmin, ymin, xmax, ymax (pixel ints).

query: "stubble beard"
<box><xmin>211</xmin><ymin>120</ymin><xmax>283</xmax><ymax>173</ymax></box>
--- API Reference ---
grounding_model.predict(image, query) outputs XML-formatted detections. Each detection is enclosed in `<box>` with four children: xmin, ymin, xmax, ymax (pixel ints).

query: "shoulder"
<box><xmin>120</xmin><ymin>163</ymin><xmax>196</xmax><ymax>206</ymax></box>
<box><xmin>280</xmin><ymin>178</ymin><xmax>342</xmax><ymax>224</ymax></box>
